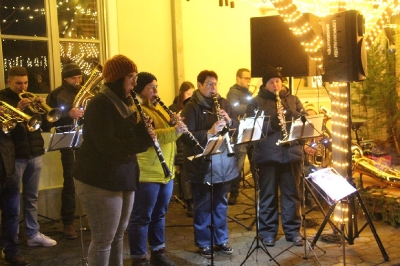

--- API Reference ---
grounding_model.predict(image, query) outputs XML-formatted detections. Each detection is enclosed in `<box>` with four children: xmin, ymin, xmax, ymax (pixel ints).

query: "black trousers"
<box><xmin>60</xmin><ymin>149</ymin><xmax>76</xmax><ymax>225</ymax></box>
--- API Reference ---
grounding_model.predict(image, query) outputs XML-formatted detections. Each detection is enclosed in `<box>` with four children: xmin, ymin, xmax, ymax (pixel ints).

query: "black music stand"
<box><xmin>189</xmin><ymin>135</ymin><xmax>225</xmax><ymax>266</ymax></box>
<box><xmin>271</xmin><ymin>114</ymin><xmax>326</xmax><ymax>264</ymax></box>
<box><xmin>47</xmin><ymin>125</ymin><xmax>82</xmax><ymax>151</ymax></box>
<box><xmin>234</xmin><ymin>112</ymin><xmax>279</xmax><ymax>266</ymax></box>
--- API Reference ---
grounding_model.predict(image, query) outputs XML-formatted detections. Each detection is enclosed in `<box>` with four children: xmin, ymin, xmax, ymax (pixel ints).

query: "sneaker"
<box><xmin>63</xmin><ymin>224</ymin><xmax>77</xmax><ymax>240</ymax></box>
<box><xmin>215</xmin><ymin>243</ymin><xmax>233</xmax><ymax>255</ymax></box>
<box><xmin>131</xmin><ymin>258</ymin><xmax>149</xmax><ymax>266</ymax></box>
<box><xmin>1</xmin><ymin>248</ymin><xmax>5</xmax><ymax>259</ymax></box>
<box><xmin>27</xmin><ymin>233</ymin><xmax>57</xmax><ymax>247</ymax></box>
<box><xmin>198</xmin><ymin>247</ymin><xmax>213</xmax><ymax>259</ymax></box>
<box><xmin>150</xmin><ymin>248</ymin><xmax>175</xmax><ymax>266</ymax></box>
<box><xmin>5</xmin><ymin>255</ymin><xmax>30</xmax><ymax>266</ymax></box>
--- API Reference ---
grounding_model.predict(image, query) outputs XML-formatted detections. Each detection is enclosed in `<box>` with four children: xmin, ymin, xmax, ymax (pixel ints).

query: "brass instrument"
<box><xmin>131</xmin><ymin>92</ymin><xmax>172</xmax><ymax>178</ymax></box>
<box><xmin>155</xmin><ymin>96</ymin><xmax>205</xmax><ymax>153</ymax></box>
<box><xmin>211</xmin><ymin>93</ymin><xmax>235</xmax><ymax>157</ymax></box>
<box><xmin>19</xmin><ymin>92</ymin><xmax>62</xmax><ymax>122</ymax></box>
<box><xmin>72</xmin><ymin>64</ymin><xmax>103</xmax><ymax>125</ymax></box>
<box><xmin>275</xmin><ymin>90</ymin><xmax>288</xmax><ymax>145</ymax></box>
<box><xmin>352</xmin><ymin>144</ymin><xmax>400</xmax><ymax>187</ymax></box>
<box><xmin>0</xmin><ymin>101</ymin><xmax>43</xmax><ymax>132</ymax></box>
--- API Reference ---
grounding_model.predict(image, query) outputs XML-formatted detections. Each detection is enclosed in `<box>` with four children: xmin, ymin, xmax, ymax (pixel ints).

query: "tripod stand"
<box><xmin>240</xmin><ymin>146</ymin><xmax>279</xmax><ymax>266</ymax></box>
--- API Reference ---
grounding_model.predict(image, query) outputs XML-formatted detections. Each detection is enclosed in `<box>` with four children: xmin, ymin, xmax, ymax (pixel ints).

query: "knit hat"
<box><xmin>134</xmin><ymin>72</ymin><xmax>157</xmax><ymax>94</ymax></box>
<box><xmin>262</xmin><ymin>65</ymin><xmax>283</xmax><ymax>85</ymax></box>
<box><xmin>62</xmin><ymin>63</ymin><xmax>82</xmax><ymax>79</ymax></box>
<box><xmin>102</xmin><ymin>54</ymin><xmax>138</xmax><ymax>83</ymax></box>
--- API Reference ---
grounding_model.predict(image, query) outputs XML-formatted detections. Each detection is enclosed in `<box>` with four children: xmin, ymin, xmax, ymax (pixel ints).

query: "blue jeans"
<box><xmin>127</xmin><ymin>180</ymin><xmax>174</xmax><ymax>258</ymax></box>
<box><xmin>75</xmin><ymin>179</ymin><xmax>135</xmax><ymax>266</ymax></box>
<box><xmin>191</xmin><ymin>182</ymin><xmax>230</xmax><ymax>248</ymax></box>
<box><xmin>17</xmin><ymin>157</ymin><xmax>42</xmax><ymax>238</ymax></box>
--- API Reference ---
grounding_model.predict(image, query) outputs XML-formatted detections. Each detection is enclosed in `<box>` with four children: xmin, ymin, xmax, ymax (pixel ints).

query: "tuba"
<box><xmin>72</xmin><ymin>64</ymin><xmax>103</xmax><ymax>125</ymax></box>
<box><xmin>19</xmin><ymin>92</ymin><xmax>62</xmax><ymax>122</ymax></box>
<box><xmin>0</xmin><ymin>101</ymin><xmax>42</xmax><ymax>132</ymax></box>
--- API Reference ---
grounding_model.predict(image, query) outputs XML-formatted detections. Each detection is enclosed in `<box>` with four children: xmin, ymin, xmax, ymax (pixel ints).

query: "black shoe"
<box><xmin>198</xmin><ymin>247</ymin><xmax>213</xmax><ymax>258</ymax></box>
<box><xmin>228</xmin><ymin>194</ymin><xmax>238</xmax><ymax>205</ymax></box>
<box><xmin>186</xmin><ymin>200</ymin><xmax>193</xmax><ymax>218</ymax></box>
<box><xmin>131</xmin><ymin>258</ymin><xmax>149</xmax><ymax>266</ymax></box>
<box><xmin>215</xmin><ymin>243</ymin><xmax>233</xmax><ymax>255</ymax></box>
<box><xmin>5</xmin><ymin>255</ymin><xmax>30</xmax><ymax>266</ymax></box>
<box><xmin>150</xmin><ymin>248</ymin><xmax>175</xmax><ymax>266</ymax></box>
<box><xmin>262</xmin><ymin>237</ymin><xmax>275</xmax><ymax>247</ymax></box>
<box><xmin>286</xmin><ymin>235</ymin><xmax>304</xmax><ymax>246</ymax></box>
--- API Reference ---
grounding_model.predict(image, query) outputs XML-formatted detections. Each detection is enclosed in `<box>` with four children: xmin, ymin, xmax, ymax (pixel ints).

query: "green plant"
<box><xmin>351</xmin><ymin>41</ymin><xmax>400</xmax><ymax>154</ymax></box>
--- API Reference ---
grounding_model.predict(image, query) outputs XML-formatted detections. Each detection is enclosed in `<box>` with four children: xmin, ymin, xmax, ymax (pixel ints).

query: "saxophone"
<box><xmin>155</xmin><ymin>96</ymin><xmax>205</xmax><ymax>153</ymax></box>
<box><xmin>72</xmin><ymin>64</ymin><xmax>103</xmax><ymax>126</ymax></box>
<box><xmin>275</xmin><ymin>90</ymin><xmax>288</xmax><ymax>145</ymax></box>
<box><xmin>211</xmin><ymin>93</ymin><xmax>235</xmax><ymax>157</ymax></box>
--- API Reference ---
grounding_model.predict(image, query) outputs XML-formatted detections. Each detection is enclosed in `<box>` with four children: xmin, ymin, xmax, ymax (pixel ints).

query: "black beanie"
<box><xmin>262</xmin><ymin>65</ymin><xmax>283</xmax><ymax>86</ymax></box>
<box><xmin>134</xmin><ymin>72</ymin><xmax>157</xmax><ymax>94</ymax></box>
<box><xmin>62</xmin><ymin>63</ymin><xmax>82</xmax><ymax>79</ymax></box>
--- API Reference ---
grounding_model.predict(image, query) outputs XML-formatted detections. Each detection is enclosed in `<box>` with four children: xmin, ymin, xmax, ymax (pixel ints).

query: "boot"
<box><xmin>150</xmin><ymin>248</ymin><xmax>175</xmax><ymax>266</ymax></box>
<box><xmin>131</xmin><ymin>257</ymin><xmax>149</xmax><ymax>266</ymax></box>
<box><xmin>186</xmin><ymin>199</ymin><xmax>193</xmax><ymax>218</ymax></box>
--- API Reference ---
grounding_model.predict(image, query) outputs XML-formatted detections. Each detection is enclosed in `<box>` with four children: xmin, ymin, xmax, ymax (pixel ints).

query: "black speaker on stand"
<box><xmin>321</xmin><ymin>10</ymin><xmax>368</xmax><ymax>82</ymax></box>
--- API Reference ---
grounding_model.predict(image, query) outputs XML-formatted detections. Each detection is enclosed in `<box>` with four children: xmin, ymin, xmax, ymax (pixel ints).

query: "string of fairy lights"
<box><xmin>1</xmin><ymin>1</ymin><xmax>99</xmax><ymax>74</ymax></box>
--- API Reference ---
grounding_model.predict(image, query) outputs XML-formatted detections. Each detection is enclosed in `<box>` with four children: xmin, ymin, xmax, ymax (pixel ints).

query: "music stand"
<box><xmin>47</xmin><ymin>125</ymin><xmax>83</xmax><ymax>151</ymax></box>
<box><xmin>188</xmin><ymin>135</ymin><xmax>225</xmax><ymax>266</ymax></box>
<box><xmin>271</xmin><ymin>114</ymin><xmax>326</xmax><ymax>263</ymax></box>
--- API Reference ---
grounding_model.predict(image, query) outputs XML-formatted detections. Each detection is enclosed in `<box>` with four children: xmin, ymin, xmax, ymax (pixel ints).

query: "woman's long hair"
<box><xmin>177</xmin><ymin>81</ymin><xmax>195</xmax><ymax>112</ymax></box>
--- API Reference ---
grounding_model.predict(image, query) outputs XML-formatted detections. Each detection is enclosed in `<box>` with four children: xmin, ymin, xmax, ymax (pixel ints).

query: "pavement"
<box><xmin>1</xmin><ymin>174</ymin><xmax>400</xmax><ymax>266</ymax></box>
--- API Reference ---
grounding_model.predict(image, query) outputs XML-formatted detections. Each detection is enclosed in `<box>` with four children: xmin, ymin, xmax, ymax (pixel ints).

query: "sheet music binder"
<box><xmin>306</xmin><ymin>167</ymin><xmax>357</xmax><ymax>205</ymax></box>
<box><xmin>187</xmin><ymin>135</ymin><xmax>224</xmax><ymax>161</ymax></box>
<box><xmin>46</xmin><ymin>126</ymin><xmax>83</xmax><ymax>151</ymax></box>
<box><xmin>235</xmin><ymin>113</ymin><xmax>267</xmax><ymax>145</ymax></box>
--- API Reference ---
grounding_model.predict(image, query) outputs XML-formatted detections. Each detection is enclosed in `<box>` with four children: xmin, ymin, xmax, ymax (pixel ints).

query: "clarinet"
<box><xmin>131</xmin><ymin>92</ymin><xmax>172</xmax><ymax>178</ymax></box>
<box><xmin>275</xmin><ymin>90</ymin><xmax>288</xmax><ymax>145</ymax></box>
<box><xmin>155</xmin><ymin>96</ymin><xmax>205</xmax><ymax>153</ymax></box>
<box><xmin>211</xmin><ymin>93</ymin><xmax>235</xmax><ymax>157</ymax></box>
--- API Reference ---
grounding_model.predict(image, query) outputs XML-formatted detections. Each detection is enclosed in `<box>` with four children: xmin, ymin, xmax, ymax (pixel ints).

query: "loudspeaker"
<box><xmin>250</xmin><ymin>14</ymin><xmax>321</xmax><ymax>78</ymax></box>
<box><xmin>322</xmin><ymin>10</ymin><xmax>368</xmax><ymax>82</ymax></box>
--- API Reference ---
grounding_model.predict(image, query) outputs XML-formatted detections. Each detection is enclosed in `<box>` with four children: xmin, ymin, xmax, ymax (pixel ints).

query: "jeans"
<box><xmin>192</xmin><ymin>182</ymin><xmax>230</xmax><ymax>248</ymax></box>
<box><xmin>60</xmin><ymin>149</ymin><xmax>76</xmax><ymax>225</ymax></box>
<box><xmin>0</xmin><ymin>157</ymin><xmax>20</xmax><ymax>259</ymax></box>
<box><xmin>127</xmin><ymin>180</ymin><xmax>174</xmax><ymax>258</ymax></box>
<box><xmin>13</xmin><ymin>157</ymin><xmax>42</xmax><ymax>238</ymax></box>
<box><xmin>75</xmin><ymin>179</ymin><xmax>134</xmax><ymax>266</ymax></box>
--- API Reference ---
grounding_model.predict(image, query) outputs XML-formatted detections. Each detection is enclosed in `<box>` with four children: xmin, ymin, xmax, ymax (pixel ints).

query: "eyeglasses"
<box><xmin>204</xmin><ymin>82</ymin><xmax>219</xmax><ymax>87</ymax></box>
<box><xmin>147</xmin><ymin>85</ymin><xmax>158</xmax><ymax>90</ymax></box>
<box><xmin>126</xmin><ymin>74</ymin><xmax>138</xmax><ymax>82</ymax></box>
<box><xmin>241</xmin><ymin>77</ymin><xmax>252</xmax><ymax>80</ymax></box>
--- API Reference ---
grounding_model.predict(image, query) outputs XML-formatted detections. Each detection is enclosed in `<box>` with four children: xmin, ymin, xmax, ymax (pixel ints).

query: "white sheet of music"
<box><xmin>307</xmin><ymin>168</ymin><xmax>357</xmax><ymax>202</ymax></box>
<box><xmin>187</xmin><ymin>135</ymin><xmax>224</xmax><ymax>161</ymax></box>
<box><xmin>237</xmin><ymin>116</ymin><xmax>264</xmax><ymax>144</ymax></box>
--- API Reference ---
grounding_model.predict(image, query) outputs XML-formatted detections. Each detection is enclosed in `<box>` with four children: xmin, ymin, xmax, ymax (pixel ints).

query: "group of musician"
<box><xmin>0</xmin><ymin>54</ymin><xmax>309</xmax><ymax>266</ymax></box>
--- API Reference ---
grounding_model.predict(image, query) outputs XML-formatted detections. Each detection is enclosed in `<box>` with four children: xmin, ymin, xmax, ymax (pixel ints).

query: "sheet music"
<box><xmin>187</xmin><ymin>135</ymin><xmax>224</xmax><ymax>161</ymax></box>
<box><xmin>237</xmin><ymin>115</ymin><xmax>265</xmax><ymax>144</ymax></box>
<box><xmin>307</xmin><ymin>168</ymin><xmax>356</xmax><ymax>202</ymax></box>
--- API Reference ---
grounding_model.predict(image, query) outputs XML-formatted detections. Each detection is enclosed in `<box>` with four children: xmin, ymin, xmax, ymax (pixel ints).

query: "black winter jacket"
<box><xmin>74</xmin><ymin>84</ymin><xmax>153</xmax><ymax>191</ymax></box>
<box><xmin>0</xmin><ymin>88</ymin><xmax>45</xmax><ymax>159</ymax></box>
<box><xmin>180</xmin><ymin>90</ymin><xmax>239</xmax><ymax>184</ymax></box>
<box><xmin>246</xmin><ymin>86</ymin><xmax>305</xmax><ymax>164</ymax></box>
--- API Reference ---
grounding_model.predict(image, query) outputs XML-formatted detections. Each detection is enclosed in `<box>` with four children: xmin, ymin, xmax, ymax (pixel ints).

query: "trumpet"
<box><xmin>19</xmin><ymin>92</ymin><xmax>62</xmax><ymax>122</ymax></box>
<box><xmin>211</xmin><ymin>93</ymin><xmax>235</xmax><ymax>157</ymax></box>
<box><xmin>0</xmin><ymin>101</ymin><xmax>43</xmax><ymax>132</ymax></box>
<box><xmin>155</xmin><ymin>96</ymin><xmax>205</xmax><ymax>153</ymax></box>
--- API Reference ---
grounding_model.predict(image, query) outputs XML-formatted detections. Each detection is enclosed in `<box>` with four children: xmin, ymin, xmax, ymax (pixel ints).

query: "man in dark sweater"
<box><xmin>45</xmin><ymin>63</ymin><xmax>84</xmax><ymax>239</ymax></box>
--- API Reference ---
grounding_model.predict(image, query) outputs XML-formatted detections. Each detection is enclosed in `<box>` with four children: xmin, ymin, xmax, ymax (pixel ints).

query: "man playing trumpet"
<box><xmin>0</xmin><ymin>67</ymin><xmax>57</xmax><ymax>256</ymax></box>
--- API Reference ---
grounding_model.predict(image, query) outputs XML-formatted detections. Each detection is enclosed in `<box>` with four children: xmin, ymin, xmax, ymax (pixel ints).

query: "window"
<box><xmin>0</xmin><ymin>0</ymin><xmax>104</xmax><ymax>93</ymax></box>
